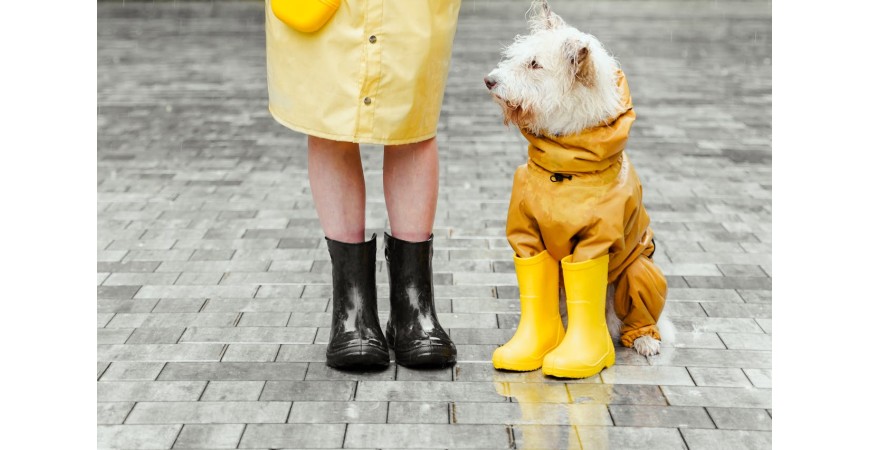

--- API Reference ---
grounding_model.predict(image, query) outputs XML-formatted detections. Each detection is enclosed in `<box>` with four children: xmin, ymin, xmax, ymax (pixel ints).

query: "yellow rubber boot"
<box><xmin>492</xmin><ymin>250</ymin><xmax>565</xmax><ymax>371</ymax></box>
<box><xmin>542</xmin><ymin>254</ymin><xmax>615</xmax><ymax>378</ymax></box>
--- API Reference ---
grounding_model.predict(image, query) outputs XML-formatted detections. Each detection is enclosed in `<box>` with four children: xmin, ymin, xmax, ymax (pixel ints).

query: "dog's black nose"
<box><xmin>484</xmin><ymin>76</ymin><xmax>497</xmax><ymax>90</ymax></box>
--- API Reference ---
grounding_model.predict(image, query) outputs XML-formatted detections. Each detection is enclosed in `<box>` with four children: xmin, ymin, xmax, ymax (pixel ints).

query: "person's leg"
<box><xmin>308</xmin><ymin>135</ymin><xmax>366</xmax><ymax>243</ymax></box>
<box><xmin>309</xmin><ymin>135</ymin><xmax>389</xmax><ymax>369</ymax></box>
<box><xmin>381</xmin><ymin>137</ymin><xmax>456</xmax><ymax>367</ymax></box>
<box><xmin>383</xmin><ymin>137</ymin><xmax>439</xmax><ymax>242</ymax></box>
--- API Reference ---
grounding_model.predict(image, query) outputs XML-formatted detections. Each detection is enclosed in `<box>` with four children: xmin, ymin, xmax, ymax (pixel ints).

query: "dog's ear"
<box><xmin>563</xmin><ymin>38</ymin><xmax>596</xmax><ymax>87</ymax></box>
<box><xmin>528</xmin><ymin>0</ymin><xmax>565</xmax><ymax>32</ymax></box>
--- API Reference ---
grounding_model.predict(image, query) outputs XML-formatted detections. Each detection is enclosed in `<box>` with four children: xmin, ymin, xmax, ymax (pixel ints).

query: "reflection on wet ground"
<box><xmin>493</xmin><ymin>379</ymin><xmax>614</xmax><ymax>449</ymax></box>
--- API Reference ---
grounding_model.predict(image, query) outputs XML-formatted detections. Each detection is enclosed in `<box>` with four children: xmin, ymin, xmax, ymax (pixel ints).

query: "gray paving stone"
<box><xmin>600</xmin><ymin>366</ymin><xmax>694</xmax><ymax>386</ymax></box>
<box><xmin>688</xmin><ymin>367</ymin><xmax>753</xmax><ymax>387</ymax></box>
<box><xmin>609</xmin><ymin>405</ymin><xmax>715</xmax><ymax>428</ymax></box>
<box><xmin>702</xmin><ymin>303</ymin><xmax>772</xmax><ymax>319</ymax></box>
<box><xmin>237</xmin><ymin>312</ymin><xmax>290</xmax><ymax>327</ymax></box>
<box><xmin>718</xmin><ymin>332</ymin><xmax>772</xmax><ymax>350</ymax></box>
<box><xmin>289</xmin><ymin>401</ymin><xmax>388</xmax><ymax>423</ymax></box>
<box><xmin>98</xmin><ymin>299</ymin><xmax>160</xmax><ymax>314</ymax></box>
<box><xmin>275</xmin><ymin>344</ymin><xmax>327</xmax><ymax>362</ymax></box>
<box><xmin>126</xmin><ymin>327</ymin><xmax>186</xmax><ymax>344</ymax></box>
<box><xmin>345</xmin><ymin>424</ymin><xmax>510</xmax><ymax>449</ymax></box>
<box><xmin>238</xmin><ymin>424</ymin><xmax>346</xmax><ymax>448</ymax></box>
<box><xmin>174</xmin><ymin>272</ymin><xmax>225</xmax><ymax>285</ymax></box>
<box><xmin>126</xmin><ymin>401</ymin><xmax>291</xmax><ymax>424</ymax></box>
<box><xmin>98</xmin><ymin>381</ymin><xmax>206</xmax><ymax>402</ymax></box>
<box><xmin>99</xmin><ymin>261</ymin><xmax>161</xmax><ymax>273</ymax></box>
<box><xmin>98</xmin><ymin>313</ymin><xmax>115</xmax><ymax>328</ymax></box>
<box><xmin>455</xmin><ymin>402</ymin><xmax>611</xmax><ymax>426</ymax></box>
<box><xmin>304</xmin><ymin>362</ymin><xmax>398</xmax><ymax>381</ymax></box>
<box><xmin>671</xmin><ymin>332</ymin><xmax>727</xmax><ymax>349</ymax></box>
<box><xmin>448</xmin><ymin>328</ymin><xmax>517</xmax><ymax>345</ymax></box>
<box><xmin>260</xmin><ymin>380</ymin><xmax>357</xmax><ymax>401</ymax></box>
<box><xmin>110</xmin><ymin>313</ymin><xmax>238</xmax><ymax>328</ymax></box>
<box><xmin>98</xmin><ymin>402</ymin><xmax>136</xmax><ymax>425</ymax></box>
<box><xmin>575</xmin><ymin>426</ymin><xmax>687</xmax><ymax>450</ymax></box>
<box><xmin>180</xmin><ymin>327</ymin><xmax>315</xmax><ymax>344</ymax></box>
<box><xmin>388</xmin><ymin>401</ymin><xmax>449</xmax><ymax>424</ymax></box>
<box><xmin>254</xmin><ymin>284</ymin><xmax>305</xmax><ymax>298</ymax></box>
<box><xmin>667</xmin><ymin>288</ymin><xmax>743</xmax><ymax>303</ymax></box>
<box><xmin>357</xmin><ymin>381</ymin><xmax>508</xmax><ymax>402</ymax></box>
<box><xmin>201</xmin><ymin>380</ymin><xmax>266</xmax><ymax>401</ymax></box>
<box><xmin>396</xmin><ymin>365</ymin><xmax>454</xmax><ymax>381</ymax></box>
<box><xmin>566</xmin><ymin>384</ymin><xmax>669</xmax><ymax>406</ymax></box>
<box><xmin>100</xmin><ymin>362</ymin><xmax>166</xmax><ymax>381</ymax></box>
<box><xmin>737</xmin><ymin>289</ymin><xmax>772</xmax><ymax>304</ymax></box>
<box><xmin>662</xmin><ymin>386</ymin><xmax>771</xmax><ymax>408</ymax></box>
<box><xmin>671</xmin><ymin>317</ymin><xmax>763</xmax><ymax>333</ymax></box>
<box><xmin>150</xmin><ymin>299</ymin><xmax>207</xmax><ymax>313</ymax></box>
<box><xmin>99</xmin><ymin>328</ymin><xmax>135</xmax><ymax>344</ymax></box>
<box><xmin>189</xmin><ymin>249</ymin><xmax>235</xmax><ymax>261</ymax></box>
<box><xmin>202</xmin><ymin>298</ymin><xmax>328</xmax><ymax>313</ymax></box>
<box><xmin>706</xmin><ymin>407</ymin><xmax>772</xmax><ymax>431</ymax></box>
<box><xmin>742</xmin><ymin>368</ymin><xmax>772</xmax><ymax>388</ymax></box>
<box><xmin>755</xmin><ymin>318</ymin><xmax>772</xmax><ymax>334</ymax></box>
<box><xmin>221</xmin><ymin>344</ymin><xmax>281</xmax><ymax>362</ymax></box>
<box><xmin>136</xmin><ymin>285</ymin><xmax>257</xmax><ymax>299</ymax></box>
<box><xmin>98</xmin><ymin>344</ymin><xmax>225</xmax><ymax>362</ymax></box>
<box><xmin>681</xmin><ymin>429</ymin><xmax>772</xmax><ymax>449</ymax></box>
<box><xmin>650</xmin><ymin>348</ymin><xmax>771</xmax><ymax>369</ymax></box>
<box><xmin>99</xmin><ymin>285</ymin><xmax>142</xmax><ymax>300</ymax></box>
<box><xmin>158</xmin><ymin>362</ymin><xmax>308</xmax><ymax>381</ymax></box>
<box><xmin>124</xmin><ymin>249</ymin><xmax>194</xmax><ymax>262</ymax></box>
<box><xmin>98</xmin><ymin>424</ymin><xmax>181</xmax><ymax>449</ymax></box>
<box><xmin>173</xmin><ymin>424</ymin><xmax>245</xmax><ymax>449</ymax></box>
<box><xmin>155</xmin><ymin>261</ymin><xmax>270</xmax><ymax>273</ymax></box>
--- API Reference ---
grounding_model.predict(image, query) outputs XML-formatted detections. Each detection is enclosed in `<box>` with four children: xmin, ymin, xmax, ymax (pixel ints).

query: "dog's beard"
<box><xmin>492</xmin><ymin>94</ymin><xmax>535</xmax><ymax>129</ymax></box>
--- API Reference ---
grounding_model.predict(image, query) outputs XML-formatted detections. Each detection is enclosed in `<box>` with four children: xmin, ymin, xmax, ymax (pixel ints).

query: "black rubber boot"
<box><xmin>324</xmin><ymin>234</ymin><xmax>390</xmax><ymax>369</ymax></box>
<box><xmin>384</xmin><ymin>232</ymin><xmax>457</xmax><ymax>367</ymax></box>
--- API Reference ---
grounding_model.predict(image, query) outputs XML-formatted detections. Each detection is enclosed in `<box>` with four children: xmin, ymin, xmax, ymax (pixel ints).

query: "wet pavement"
<box><xmin>97</xmin><ymin>1</ymin><xmax>772</xmax><ymax>448</ymax></box>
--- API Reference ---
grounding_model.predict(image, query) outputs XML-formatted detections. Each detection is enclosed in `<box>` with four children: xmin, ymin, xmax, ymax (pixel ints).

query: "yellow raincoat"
<box><xmin>506</xmin><ymin>71</ymin><xmax>667</xmax><ymax>346</ymax></box>
<box><xmin>265</xmin><ymin>0</ymin><xmax>462</xmax><ymax>145</ymax></box>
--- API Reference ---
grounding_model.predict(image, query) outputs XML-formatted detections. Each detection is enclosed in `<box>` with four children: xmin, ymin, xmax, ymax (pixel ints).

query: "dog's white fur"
<box><xmin>491</xmin><ymin>1</ymin><xmax>671</xmax><ymax>356</ymax></box>
<box><xmin>486</xmin><ymin>1</ymin><xmax>624</xmax><ymax>135</ymax></box>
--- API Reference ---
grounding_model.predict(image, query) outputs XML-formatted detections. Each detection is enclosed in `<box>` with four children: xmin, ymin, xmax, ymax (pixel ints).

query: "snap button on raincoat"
<box><xmin>265</xmin><ymin>0</ymin><xmax>462</xmax><ymax>145</ymax></box>
<box><xmin>505</xmin><ymin>71</ymin><xmax>667</xmax><ymax>346</ymax></box>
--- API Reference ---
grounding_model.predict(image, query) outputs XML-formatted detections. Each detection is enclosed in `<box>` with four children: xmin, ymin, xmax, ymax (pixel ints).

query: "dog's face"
<box><xmin>485</xmin><ymin>2</ymin><xmax>623</xmax><ymax>135</ymax></box>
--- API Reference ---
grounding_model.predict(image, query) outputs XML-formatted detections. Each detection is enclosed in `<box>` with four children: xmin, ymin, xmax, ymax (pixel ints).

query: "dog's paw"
<box><xmin>632</xmin><ymin>335</ymin><xmax>661</xmax><ymax>356</ymax></box>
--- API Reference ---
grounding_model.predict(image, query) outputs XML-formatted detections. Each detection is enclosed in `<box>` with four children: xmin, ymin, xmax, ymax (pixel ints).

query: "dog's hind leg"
<box><xmin>613</xmin><ymin>253</ymin><xmax>668</xmax><ymax>356</ymax></box>
<box><xmin>605</xmin><ymin>285</ymin><xmax>622</xmax><ymax>342</ymax></box>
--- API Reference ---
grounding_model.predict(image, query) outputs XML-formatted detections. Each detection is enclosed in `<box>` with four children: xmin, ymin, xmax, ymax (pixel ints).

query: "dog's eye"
<box><xmin>529</xmin><ymin>59</ymin><xmax>542</xmax><ymax>69</ymax></box>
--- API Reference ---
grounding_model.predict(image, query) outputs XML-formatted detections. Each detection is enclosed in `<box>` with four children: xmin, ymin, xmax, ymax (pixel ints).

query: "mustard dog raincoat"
<box><xmin>506</xmin><ymin>71</ymin><xmax>667</xmax><ymax>346</ymax></box>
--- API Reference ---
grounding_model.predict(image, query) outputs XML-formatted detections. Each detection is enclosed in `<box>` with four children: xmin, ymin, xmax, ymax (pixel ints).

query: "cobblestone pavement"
<box><xmin>97</xmin><ymin>1</ymin><xmax>771</xmax><ymax>448</ymax></box>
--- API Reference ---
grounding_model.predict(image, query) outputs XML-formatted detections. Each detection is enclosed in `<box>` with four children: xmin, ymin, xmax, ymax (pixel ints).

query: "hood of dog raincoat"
<box><xmin>521</xmin><ymin>71</ymin><xmax>635</xmax><ymax>174</ymax></box>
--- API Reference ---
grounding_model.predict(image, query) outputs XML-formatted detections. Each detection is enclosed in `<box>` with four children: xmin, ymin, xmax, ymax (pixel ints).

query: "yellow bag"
<box><xmin>271</xmin><ymin>0</ymin><xmax>340</xmax><ymax>33</ymax></box>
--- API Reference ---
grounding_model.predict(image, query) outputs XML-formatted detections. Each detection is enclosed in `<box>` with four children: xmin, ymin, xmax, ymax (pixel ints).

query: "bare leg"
<box><xmin>383</xmin><ymin>137</ymin><xmax>439</xmax><ymax>242</ymax></box>
<box><xmin>307</xmin><ymin>135</ymin><xmax>366</xmax><ymax>243</ymax></box>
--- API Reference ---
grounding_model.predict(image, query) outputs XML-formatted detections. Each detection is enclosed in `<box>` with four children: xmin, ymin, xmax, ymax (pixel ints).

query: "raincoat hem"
<box><xmin>268</xmin><ymin>104</ymin><xmax>437</xmax><ymax>146</ymax></box>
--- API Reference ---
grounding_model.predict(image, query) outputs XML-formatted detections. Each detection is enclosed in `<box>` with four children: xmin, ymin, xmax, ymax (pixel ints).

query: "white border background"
<box><xmin>3</xmin><ymin>0</ymin><xmax>870</xmax><ymax>447</ymax></box>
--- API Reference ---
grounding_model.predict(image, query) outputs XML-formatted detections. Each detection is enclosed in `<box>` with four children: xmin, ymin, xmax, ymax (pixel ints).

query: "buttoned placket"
<box><xmin>354</xmin><ymin>0</ymin><xmax>384</xmax><ymax>138</ymax></box>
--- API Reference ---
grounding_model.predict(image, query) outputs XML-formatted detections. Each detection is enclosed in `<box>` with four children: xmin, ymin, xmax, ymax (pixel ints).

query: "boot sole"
<box><xmin>326</xmin><ymin>345</ymin><xmax>390</xmax><ymax>370</ymax></box>
<box><xmin>541</xmin><ymin>353</ymin><xmax>616</xmax><ymax>379</ymax></box>
<box><xmin>385</xmin><ymin>328</ymin><xmax>456</xmax><ymax>368</ymax></box>
<box><xmin>394</xmin><ymin>347</ymin><xmax>456</xmax><ymax>368</ymax></box>
<box><xmin>492</xmin><ymin>362</ymin><xmax>541</xmax><ymax>372</ymax></box>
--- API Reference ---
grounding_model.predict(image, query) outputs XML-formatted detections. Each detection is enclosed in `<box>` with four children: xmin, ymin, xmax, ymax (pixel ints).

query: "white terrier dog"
<box><xmin>487</xmin><ymin>1</ymin><xmax>673</xmax><ymax>357</ymax></box>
